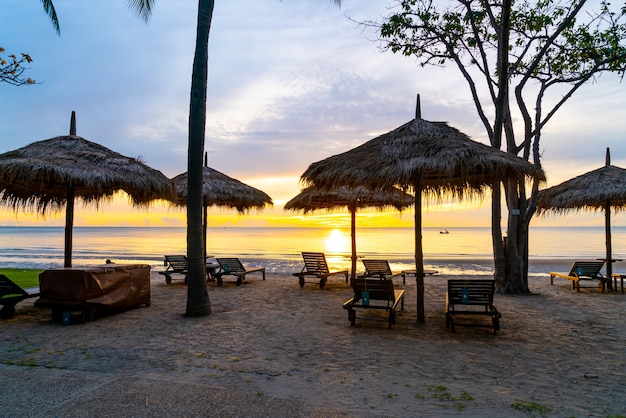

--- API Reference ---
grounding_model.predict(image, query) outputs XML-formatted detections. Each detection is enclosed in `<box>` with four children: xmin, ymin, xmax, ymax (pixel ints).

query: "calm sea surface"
<box><xmin>1</xmin><ymin>226</ymin><xmax>625</xmax><ymax>277</ymax></box>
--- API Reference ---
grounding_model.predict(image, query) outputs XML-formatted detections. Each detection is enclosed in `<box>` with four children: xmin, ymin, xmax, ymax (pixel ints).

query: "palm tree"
<box><xmin>130</xmin><ymin>0</ymin><xmax>214</xmax><ymax>317</ymax></box>
<box><xmin>129</xmin><ymin>0</ymin><xmax>341</xmax><ymax>317</ymax></box>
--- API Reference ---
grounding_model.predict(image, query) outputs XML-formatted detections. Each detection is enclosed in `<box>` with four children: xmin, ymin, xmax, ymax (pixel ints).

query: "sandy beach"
<box><xmin>2</xmin><ymin>270</ymin><xmax>625</xmax><ymax>417</ymax></box>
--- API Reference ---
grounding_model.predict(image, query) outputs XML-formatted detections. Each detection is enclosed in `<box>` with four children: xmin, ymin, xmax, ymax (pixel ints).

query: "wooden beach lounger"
<box><xmin>214</xmin><ymin>258</ymin><xmax>265</xmax><ymax>286</ymax></box>
<box><xmin>293</xmin><ymin>252</ymin><xmax>349</xmax><ymax>288</ymax></box>
<box><xmin>159</xmin><ymin>255</ymin><xmax>188</xmax><ymax>284</ymax></box>
<box><xmin>0</xmin><ymin>274</ymin><xmax>40</xmax><ymax>319</ymax></box>
<box><xmin>359</xmin><ymin>259</ymin><xmax>399</xmax><ymax>280</ymax></box>
<box><xmin>549</xmin><ymin>261</ymin><xmax>606</xmax><ymax>292</ymax></box>
<box><xmin>445</xmin><ymin>279</ymin><xmax>501</xmax><ymax>335</ymax></box>
<box><xmin>343</xmin><ymin>278</ymin><xmax>405</xmax><ymax>329</ymax></box>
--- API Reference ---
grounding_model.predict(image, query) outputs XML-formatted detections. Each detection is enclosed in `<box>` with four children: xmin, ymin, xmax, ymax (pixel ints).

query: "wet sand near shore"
<box><xmin>1</xmin><ymin>272</ymin><xmax>625</xmax><ymax>417</ymax></box>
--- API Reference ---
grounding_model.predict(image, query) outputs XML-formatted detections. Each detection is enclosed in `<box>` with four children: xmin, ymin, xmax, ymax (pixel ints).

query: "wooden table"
<box><xmin>611</xmin><ymin>274</ymin><xmax>625</xmax><ymax>294</ymax></box>
<box><xmin>400</xmin><ymin>269</ymin><xmax>439</xmax><ymax>284</ymax></box>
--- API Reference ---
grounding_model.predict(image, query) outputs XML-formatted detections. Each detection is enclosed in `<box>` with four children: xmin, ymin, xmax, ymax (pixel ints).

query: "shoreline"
<box><xmin>2</xmin><ymin>257</ymin><xmax>623</xmax><ymax>279</ymax></box>
<box><xmin>2</xmin><ymin>271</ymin><xmax>625</xmax><ymax>416</ymax></box>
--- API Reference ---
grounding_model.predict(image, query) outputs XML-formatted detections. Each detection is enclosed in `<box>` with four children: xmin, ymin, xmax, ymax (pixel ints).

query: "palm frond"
<box><xmin>126</xmin><ymin>0</ymin><xmax>156</xmax><ymax>23</ymax></box>
<box><xmin>40</xmin><ymin>0</ymin><xmax>60</xmax><ymax>35</ymax></box>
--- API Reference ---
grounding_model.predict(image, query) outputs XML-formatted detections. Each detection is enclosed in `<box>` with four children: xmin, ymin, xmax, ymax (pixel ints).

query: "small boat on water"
<box><xmin>440</xmin><ymin>229</ymin><xmax>449</xmax><ymax>234</ymax></box>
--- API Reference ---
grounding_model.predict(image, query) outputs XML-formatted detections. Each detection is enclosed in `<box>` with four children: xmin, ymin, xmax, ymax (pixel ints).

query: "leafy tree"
<box><xmin>1</xmin><ymin>1</ymin><xmax>59</xmax><ymax>86</ymax></box>
<box><xmin>377</xmin><ymin>0</ymin><xmax>626</xmax><ymax>293</ymax></box>
<box><xmin>0</xmin><ymin>48</ymin><xmax>36</xmax><ymax>86</ymax></box>
<box><xmin>128</xmin><ymin>0</ymin><xmax>342</xmax><ymax>316</ymax></box>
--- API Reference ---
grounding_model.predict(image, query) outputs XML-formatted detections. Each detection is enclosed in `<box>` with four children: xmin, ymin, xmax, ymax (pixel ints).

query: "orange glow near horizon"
<box><xmin>1</xmin><ymin>186</ymin><xmax>624</xmax><ymax>228</ymax></box>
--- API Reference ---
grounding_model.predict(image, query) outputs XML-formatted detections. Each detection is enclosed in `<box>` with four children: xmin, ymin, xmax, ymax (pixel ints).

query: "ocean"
<box><xmin>1</xmin><ymin>226</ymin><xmax>625</xmax><ymax>278</ymax></box>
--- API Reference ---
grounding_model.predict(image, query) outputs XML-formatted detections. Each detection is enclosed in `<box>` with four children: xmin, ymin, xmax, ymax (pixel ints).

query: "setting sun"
<box><xmin>324</xmin><ymin>229</ymin><xmax>350</xmax><ymax>254</ymax></box>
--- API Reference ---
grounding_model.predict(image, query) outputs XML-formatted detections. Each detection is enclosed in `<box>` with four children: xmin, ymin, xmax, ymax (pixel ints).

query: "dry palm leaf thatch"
<box><xmin>536</xmin><ymin>167</ymin><xmax>626</xmax><ymax>214</ymax></box>
<box><xmin>536</xmin><ymin>148</ymin><xmax>625</xmax><ymax>278</ymax></box>
<box><xmin>172</xmin><ymin>166</ymin><xmax>273</xmax><ymax>213</ymax></box>
<box><xmin>0</xmin><ymin>111</ymin><xmax>176</xmax><ymax>267</ymax></box>
<box><xmin>172</xmin><ymin>161</ymin><xmax>272</xmax><ymax>262</ymax></box>
<box><xmin>300</xmin><ymin>95</ymin><xmax>545</xmax><ymax>323</ymax></box>
<box><xmin>302</xmin><ymin>117</ymin><xmax>545</xmax><ymax>197</ymax></box>
<box><xmin>284</xmin><ymin>184</ymin><xmax>413</xmax><ymax>213</ymax></box>
<box><xmin>285</xmin><ymin>185</ymin><xmax>414</xmax><ymax>279</ymax></box>
<box><xmin>0</xmin><ymin>136</ymin><xmax>175</xmax><ymax>213</ymax></box>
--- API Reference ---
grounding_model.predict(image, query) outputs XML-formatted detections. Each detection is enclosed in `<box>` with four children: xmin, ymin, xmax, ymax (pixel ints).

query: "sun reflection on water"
<box><xmin>324</xmin><ymin>229</ymin><xmax>349</xmax><ymax>254</ymax></box>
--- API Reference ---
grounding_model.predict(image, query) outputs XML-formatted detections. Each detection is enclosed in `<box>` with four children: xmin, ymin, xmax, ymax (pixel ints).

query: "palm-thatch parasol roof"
<box><xmin>536</xmin><ymin>148</ymin><xmax>625</xmax><ymax>279</ymax></box>
<box><xmin>302</xmin><ymin>115</ymin><xmax>544</xmax><ymax>197</ymax></box>
<box><xmin>285</xmin><ymin>185</ymin><xmax>414</xmax><ymax>279</ymax></box>
<box><xmin>0</xmin><ymin>111</ymin><xmax>176</xmax><ymax>267</ymax></box>
<box><xmin>172</xmin><ymin>166</ymin><xmax>273</xmax><ymax>213</ymax></box>
<box><xmin>172</xmin><ymin>159</ymin><xmax>273</xmax><ymax>261</ymax></box>
<box><xmin>301</xmin><ymin>96</ymin><xmax>545</xmax><ymax>323</ymax></box>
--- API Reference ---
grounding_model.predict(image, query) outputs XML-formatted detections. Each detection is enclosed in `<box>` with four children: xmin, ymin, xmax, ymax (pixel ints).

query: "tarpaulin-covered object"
<box><xmin>35</xmin><ymin>264</ymin><xmax>151</xmax><ymax>322</ymax></box>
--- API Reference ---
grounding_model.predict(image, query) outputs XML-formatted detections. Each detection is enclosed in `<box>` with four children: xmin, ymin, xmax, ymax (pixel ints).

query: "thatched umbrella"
<box><xmin>301</xmin><ymin>96</ymin><xmax>545</xmax><ymax>323</ymax></box>
<box><xmin>172</xmin><ymin>154</ymin><xmax>273</xmax><ymax>260</ymax></box>
<box><xmin>0</xmin><ymin>111</ymin><xmax>176</xmax><ymax>267</ymax></box>
<box><xmin>536</xmin><ymin>148</ymin><xmax>625</xmax><ymax>281</ymax></box>
<box><xmin>285</xmin><ymin>185</ymin><xmax>414</xmax><ymax>279</ymax></box>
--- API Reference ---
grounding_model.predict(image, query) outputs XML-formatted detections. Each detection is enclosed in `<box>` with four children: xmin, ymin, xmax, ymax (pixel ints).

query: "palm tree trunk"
<box><xmin>186</xmin><ymin>0</ymin><xmax>215</xmax><ymax>317</ymax></box>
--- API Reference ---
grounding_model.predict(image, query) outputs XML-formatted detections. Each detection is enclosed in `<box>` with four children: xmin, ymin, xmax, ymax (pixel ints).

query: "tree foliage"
<box><xmin>380</xmin><ymin>0</ymin><xmax>626</xmax><ymax>154</ymax></box>
<box><xmin>377</xmin><ymin>0</ymin><xmax>626</xmax><ymax>292</ymax></box>
<box><xmin>0</xmin><ymin>47</ymin><xmax>36</xmax><ymax>86</ymax></box>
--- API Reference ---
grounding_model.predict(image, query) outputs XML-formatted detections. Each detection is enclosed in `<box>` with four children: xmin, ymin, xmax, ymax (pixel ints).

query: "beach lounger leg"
<box><xmin>0</xmin><ymin>304</ymin><xmax>16</xmax><ymax>320</ymax></box>
<box><xmin>348</xmin><ymin>308</ymin><xmax>356</xmax><ymax>326</ymax></box>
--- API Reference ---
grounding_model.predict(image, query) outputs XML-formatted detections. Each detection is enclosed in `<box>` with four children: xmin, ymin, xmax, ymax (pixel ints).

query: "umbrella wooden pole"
<box><xmin>414</xmin><ymin>176</ymin><xmax>425</xmax><ymax>323</ymax></box>
<box><xmin>64</xmin><ymin>185</ymin><xmax>75</xmax><ymax>268</ymax></box>
<box><xmin>203</xmin><ymin>204</ymin><xmax>208</xmax><ymax>263</ymax></box>
<box><xmin>606</xmin><ymin>200</ymin><xmax>613</xmax><ymax>279</ymax></box>
<box><xmin>203</xmin><ymin>152</ymin><xmax>208</xmax><ymax>264</ymax></box>
<box><xmin>64</xmin><ymin>112</ymin><xmax>76</xmax><ymax>268</ymax></box>
<box><xmin>351</xmin><ymin>206</ymin><xmax>357</xmax><ymax>280</ymax></box>
<box><xmin>604</xmin><ymin>149</ymin><xmax>614</xmax><ymax>286</ymax></box>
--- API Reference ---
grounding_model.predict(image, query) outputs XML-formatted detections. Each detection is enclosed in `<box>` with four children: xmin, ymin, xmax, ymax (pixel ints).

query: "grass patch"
<box><xmin>0</xmin><ymin>268</ymin><xmax>44</xmax><ymax>288</ymax></box>
<box><xmin>413</xmin><ymin>385</ymin><xmax>475</xmax><ymax>412</ymax></box>
<box><xmin>511</xmin><ymin>400</ymin><xmax>552</xmax><ymax>416</ymax></box>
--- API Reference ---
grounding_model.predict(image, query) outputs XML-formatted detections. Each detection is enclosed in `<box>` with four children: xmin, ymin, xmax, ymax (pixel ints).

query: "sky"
<box><xmin>1</xmin><ymin>0</ymin><xmax>625</xmax><ymax>228</ymax></box>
